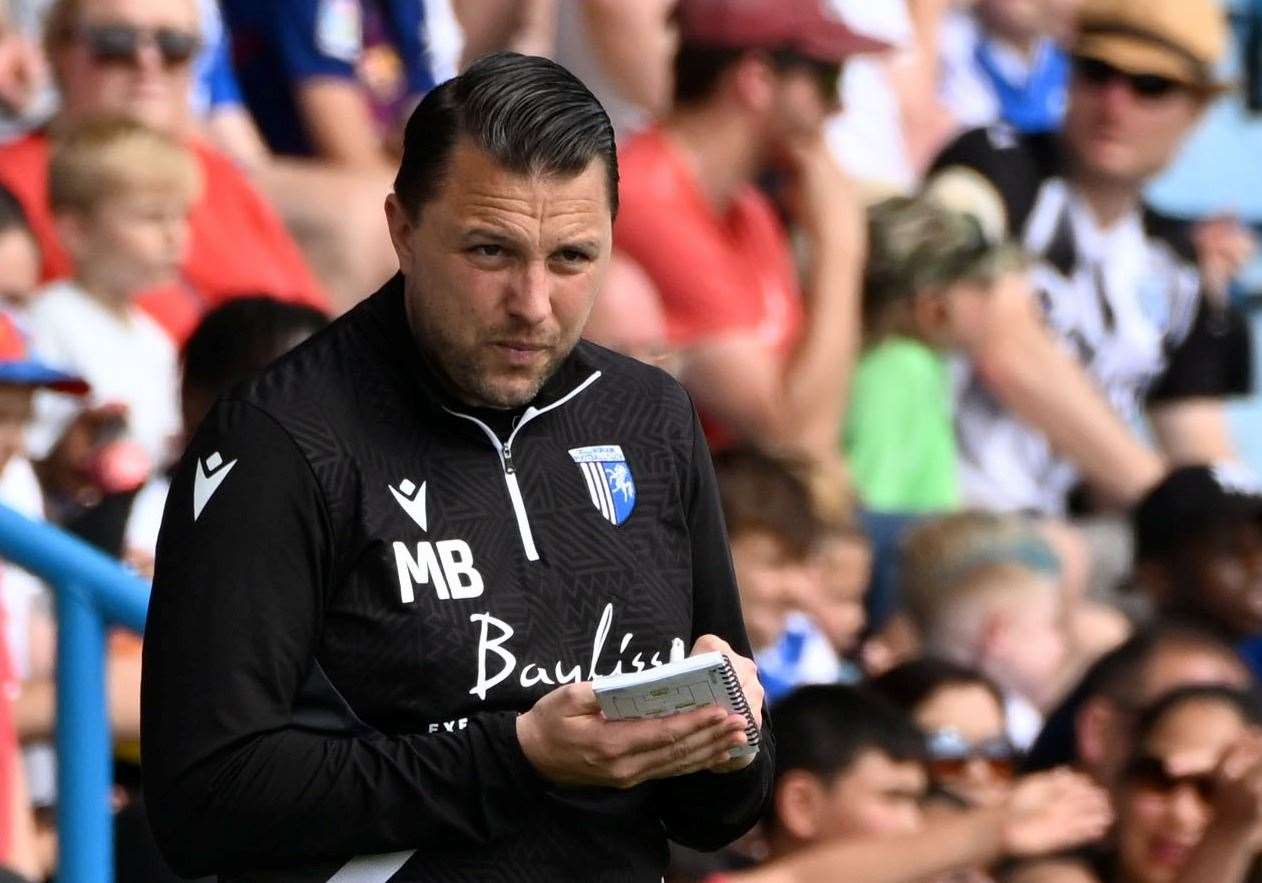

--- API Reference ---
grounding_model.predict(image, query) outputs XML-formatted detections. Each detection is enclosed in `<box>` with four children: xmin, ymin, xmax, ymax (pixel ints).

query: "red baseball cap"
<box><xmin>0</xmin><ymin>313</ymin><xmax>89</xmax><ymax>395</ymax></box>
<box><xmin>674</xmin><ymin>0</ymin><xmax>891</xmax><ymax>64</ymax></box>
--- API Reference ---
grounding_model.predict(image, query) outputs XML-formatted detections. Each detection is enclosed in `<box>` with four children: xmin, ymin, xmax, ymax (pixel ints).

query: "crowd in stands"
<box><xmin>0</xmin><ymin>0</ymin><xmax>1260</xmax><ymax>879</ymax></box>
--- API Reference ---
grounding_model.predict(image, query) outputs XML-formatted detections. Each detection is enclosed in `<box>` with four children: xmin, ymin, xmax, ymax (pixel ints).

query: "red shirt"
<box><xmin>614</xmin><ymin>127</ymin><xmax>802</xmax><ymax>445</ymax></box>
<box><xmin>0</xmin><ymin>132</ymin><xmax>329</xmax><ymax>342</ymax></box>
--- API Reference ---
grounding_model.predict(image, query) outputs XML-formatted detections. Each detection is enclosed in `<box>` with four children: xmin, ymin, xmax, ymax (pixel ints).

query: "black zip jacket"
<box><xmin>141</xmin><ymin>275</ymin><xmax>774</xmax><ymax>882</ymax></box>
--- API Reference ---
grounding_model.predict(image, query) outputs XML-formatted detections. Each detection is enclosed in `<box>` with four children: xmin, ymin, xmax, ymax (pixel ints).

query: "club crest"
<box><xmin>569</xmin><ymin>445</ymin><xmax>636</xmax><ymax>526</ymax></box>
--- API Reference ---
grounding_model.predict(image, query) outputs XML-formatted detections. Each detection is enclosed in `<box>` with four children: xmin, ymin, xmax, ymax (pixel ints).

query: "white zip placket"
<box><xmin>445</xmin><ymin>371</ymin><xmax>602</xmax><ymax>562</ymax></box>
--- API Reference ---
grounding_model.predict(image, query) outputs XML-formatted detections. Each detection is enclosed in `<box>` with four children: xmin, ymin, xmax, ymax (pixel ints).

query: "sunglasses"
<box><xmin>925</xmin><ymin>729</ymin><xmax>1018</xmax><ymax>781</ymax></box>
<box><xmin>1073</xmin><ymin>56</ymin><xmax>1184</xmax><ymax>100</ymax></box>
<box><xmin>1123</xmin><ymin>755</ymin><xmax>1217</xmax><ymax>801</ymax></box>
<box><xmin>77</xmin><ymin>23</ymin><xmax>201</xmax><ymax>68</ymax></box>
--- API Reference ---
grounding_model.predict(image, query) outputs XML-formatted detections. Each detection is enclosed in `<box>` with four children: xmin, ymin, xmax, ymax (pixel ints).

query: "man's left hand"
<box><xmin>1194</xmin><ymin>215</ymin><xmax>1257</xmax><ymax>303</ymax></box>
<box><xmin>690</xmin><ymin>634</ymin><xmax>763</xmax><ymax>773</ymax></box>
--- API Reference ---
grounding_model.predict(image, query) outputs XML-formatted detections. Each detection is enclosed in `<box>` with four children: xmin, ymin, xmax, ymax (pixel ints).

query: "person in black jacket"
<box><xmin>140</xmin><ymin>52</ymin><xmax>772</xmax><ymax>882</ymax></box>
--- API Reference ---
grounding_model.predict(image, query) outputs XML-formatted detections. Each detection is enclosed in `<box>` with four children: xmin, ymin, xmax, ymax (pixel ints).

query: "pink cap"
<box><xmin>675</xmin><ymin>0</ymin><xmax>891</xmax><ymax>63</ymax></box>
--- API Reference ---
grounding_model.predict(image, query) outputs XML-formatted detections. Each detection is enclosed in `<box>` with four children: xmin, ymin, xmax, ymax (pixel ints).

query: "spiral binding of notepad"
<box><xmin>720</xmin><ymin>654</ymin><xmax>761</xmax><ymax>751</ymax></box>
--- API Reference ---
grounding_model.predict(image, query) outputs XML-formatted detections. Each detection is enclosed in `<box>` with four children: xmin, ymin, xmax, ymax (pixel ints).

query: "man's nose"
<box><xmin>506</xmin><ymin>261</ymin><xmax>552</xmax><ymax>325</ymax></box>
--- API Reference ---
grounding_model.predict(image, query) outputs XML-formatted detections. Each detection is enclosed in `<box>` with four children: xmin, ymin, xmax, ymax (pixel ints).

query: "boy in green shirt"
<box><xmin>845</xmin><ymin>196</ymin><xmax>1022</xmax><ymax>512</ymax></box>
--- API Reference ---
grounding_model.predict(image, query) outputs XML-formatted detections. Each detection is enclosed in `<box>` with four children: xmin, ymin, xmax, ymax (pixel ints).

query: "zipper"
<box><xmin>446</xmin><ymin>371</ymin><xmax>602</xmax><ymax>562</ymax></box>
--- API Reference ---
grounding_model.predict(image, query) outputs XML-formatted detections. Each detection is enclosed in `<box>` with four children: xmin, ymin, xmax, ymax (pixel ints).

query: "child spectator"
<box><xmin>26</xmin><ymin>118</ymin><xmax>199</xmax><ymax>513</ymax></box>
<box><xmin>0</xmin><ymin>311</ymin><xmax>86</xmax><ymax>880</ymax></box>
<box><xmin>912</xmin><ymin>560</ymin><xmax>1067</xmax><ymax>750</ymax></box>
<box><xmin>0</xmin><ymin>184</ymin><xmax>37</xmax><ymax>313</ymax></box>
<box><xmin>806</xmin><ymin>522</ymin><xmax>872</xmax><ymax>661</ymax></box>
<box><xmin>1131</xmin><ymin>464</ymin><xmax>1262</xmax><ymax>671</ymax></box>
<box><xmin>845</xmin><ymin>195</ymin><xmax>1022</xmax><ymax>513</ymax></box>
<box><xmin>713</xmin><ymin>449</ymin><xmax>847</xmax><ymax>701</ymax></box>
<box><xmin>872</xmin><ymin>658</ymin><xmax>1016</xmax><ymax>809</ymax></box>
<box><xmin>718</xmin><ymin>683</ymin><xmax>1110</xmax><ymax>883</ymax></box>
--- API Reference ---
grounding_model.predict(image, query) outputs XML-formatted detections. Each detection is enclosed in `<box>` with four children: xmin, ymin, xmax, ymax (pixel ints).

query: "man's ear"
<box><xmin>773</xmin><ymin>770</ymin><xmax>827</xmax><ymax>843</ymax></box>
<box><xmin>384</xmin><ymin>193</ymin><xmax>416</xmax><ymax>273</ymax></box>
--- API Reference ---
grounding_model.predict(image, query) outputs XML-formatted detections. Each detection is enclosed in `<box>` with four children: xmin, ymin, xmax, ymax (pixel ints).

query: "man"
<box><xmin>928</xmin><ymin>0</ymin><xmax>1255</xmax><ymax>515</ymax></box>
<box><xmin>614</xmin><ymin>0</ymin><xmax>880</xmax><ymax>463</ymax></box>
<box><xmin>141</xmin><ymin>53</ymin><xmax>772</xmax><ymax>881</ymax></box>
<box><xmin>1131</xmin><ymin>464</ymin><xmax>1262</xmax><ymax>678</ymax></box>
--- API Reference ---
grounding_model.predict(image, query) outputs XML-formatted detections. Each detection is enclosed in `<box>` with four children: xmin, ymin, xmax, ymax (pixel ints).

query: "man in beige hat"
<box><xmin>928</xmin><ymin>0</ymin><xmax>1255</xmax><ymax>516</ymax></box>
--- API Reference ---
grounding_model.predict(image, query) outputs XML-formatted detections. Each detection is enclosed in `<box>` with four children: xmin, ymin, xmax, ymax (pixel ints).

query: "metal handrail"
<box><xmin>0</xmin><ymin>503</ymin><xmax>149</xmax><ymax>883</ymax></box>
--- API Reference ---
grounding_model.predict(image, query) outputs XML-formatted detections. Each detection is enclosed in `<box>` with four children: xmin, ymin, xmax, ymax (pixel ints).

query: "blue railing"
<box><xmin>0</xmin><ymin>503</ymin><xmax>149</xmax><ymax>883</ymax></box>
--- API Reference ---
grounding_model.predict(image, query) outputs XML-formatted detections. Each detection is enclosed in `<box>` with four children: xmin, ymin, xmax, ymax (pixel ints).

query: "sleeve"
<box><xmin>1147</xmin><ymin>296</ymin><xmax>1253</xmax><ymax>403</ymax></box>
<box><xmin>203</xmin><ymin>27</ymin><xmax>245</xmax><ymax>109</ymax></box>
<box><xmin>650</xmin><ymin>402</ymin><xmax>775</xmax><ymax>851</ymax></box>
<box><xmin>383</xmin><ymin>0</ymin><xmax>436</xmax><ymax>97</ymax></box>
<box><xmin>271</xmin><ymin>0</ymin><xmax>360</xmax><ymax>84</ymax></box>
<box><xmin>141</xmin><ymin>399</ymin><xmax>547</xmax><ymax>877</ymax></box>
<box><xmin>613</xmin><ymin>195</ymin><xmax>765</xmax><ymax>345</ymax></box>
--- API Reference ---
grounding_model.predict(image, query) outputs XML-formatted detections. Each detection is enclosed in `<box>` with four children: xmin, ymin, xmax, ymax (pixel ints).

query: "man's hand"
<box><xmin>690</xmin><ymin>634</ymin><xmax>763</xmax><ymax>773</ymax></box>
<box><xmin>1000</xmin><ymin>768</ymin><xmax>1113</xmax><ymax>857</ymax></box>
<box><xmin>1208</xmin><ymin>731</ymin><xmax>1262</xmax><ymax>848</ymax></box>
<box><xmin>1194</xmin><ymin>215</ymin><xmax>1257</xmax><ymax>303</ymax></box>
<box><xmin>782</xmin><ymin>135</ymin><xmax>865</xmax><ymax>260</ymax></box>
<box><xmin>515</xmin><ymin>681</ymin><xmax>751</xmax><ymax>789</ymax></box>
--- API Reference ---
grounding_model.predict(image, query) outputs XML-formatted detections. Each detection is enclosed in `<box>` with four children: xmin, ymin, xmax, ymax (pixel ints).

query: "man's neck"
<box><xmin>1071</xmin><ymin>169</ymin><xmax>1144</xmax><ymax>230</ymax></box>
<box><xmin>662</xmin><ymin>106</ymin><xmax>764</xmax><ymax>214</ymax></box>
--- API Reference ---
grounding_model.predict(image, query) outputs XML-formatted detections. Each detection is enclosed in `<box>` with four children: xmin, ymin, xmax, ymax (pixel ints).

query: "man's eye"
<box><xmin>471</xmin><ymin>244</ymin><xmax>503</xmax><ymax>258</ymax></box>
<box><xmin>555</xmin><ymin>249</ymin><xmax>591</xmax><ymax>264</ymax></box>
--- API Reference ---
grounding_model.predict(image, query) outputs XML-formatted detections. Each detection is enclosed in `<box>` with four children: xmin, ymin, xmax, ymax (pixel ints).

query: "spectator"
<box><xmin>0</xmin><ymin>182</ymin><xmax>38</xmax><ymax>312</ymax></box>
<box><xmin>0</xmin><ymin>311</ymin><xmax>82</xmax><ymax>882</ymax></box>
<box><xmin>939</xmin><ymin>0</ymin><xmax>1075</xmax><ymax>134</ymax></box>
<box><xmin>581</xmin><ymin>252</ymin><xmax>672</xmax><ymax>369</ymax></box>
<box><xmin>0</xmin><ymin>0</ymin><xmax>51</xmax><ymax>141</ymax></box>
<box><xmin>846</xmin><ymin>194</ymin><xmax>1023</xmax><ymax>513</ymax></box>
<box><xmin>872</xmin><ymin>657</ymin><xmax>1016</xmax><ymax>809</ymax></box>
<box><xmin>615</xmin><ymin>0</ymin><xmax>877</xmax><ymax>467</ymax></box>
<box><xmin>551</xmin><ymin>0</ymin><xmax>678</xmax><ymax>140</ymax></box>
<box><xmin>1024</xmin><ymin>624</ymin><xmax>1251</xmax><ymax>783</ymax></box>
<box><xmin>0</xmin><ymin>0</ymin><xmax>329</xmax><ymax>343</ymax></box>
<box><xmin>1132</xmin><ymin>465</ymin><xmax>1262</xmax><ymax>664</ymax></box>
<box><xmin>927</xmin><ymin>0</ymin><xmax>1252</xmax><ymax>515</ymax></box>
<box><xmin>911</xmin><ymin>560</ymin><xmax>1067</xmax><ymax>750</ymax></box>
<box><xmin>23</xmin><ymin>118</ymin><xmax>198</xmax><ymax>513</ymax></box>
<box><xmin>1104</xmin><ymin>686</ymin><xmax>1262</xmax><ymax>883</ymax></box>
<box><xmin>219</xmin><ymin>0</ymin><xmax>460</xmax><ymax>167</ymax></box>
<box><xmin>804</xmin><ymin>522</ymin><xmax>871</xmax><ymax>661</ymax></box>
<box><xmin>722</xmin><ymin>683</ymin><xmax>1109</xmax><ymax>883</ymax></box>
<box><xmin>714</xmin><ymin>448</ymin><xmax>845</xmax><ymax>702</ymax></box>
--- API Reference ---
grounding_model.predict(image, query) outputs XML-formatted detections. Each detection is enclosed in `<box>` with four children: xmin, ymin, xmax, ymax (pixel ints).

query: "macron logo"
<box><xmin>193</xmin><ymin>451</ymin><xmax>237</xmax><ymax>521</ymax></box>
<box><xmin>389</xmin><ymin>478</ymin><xmax>427</xmax><ymax>531</ymax></box>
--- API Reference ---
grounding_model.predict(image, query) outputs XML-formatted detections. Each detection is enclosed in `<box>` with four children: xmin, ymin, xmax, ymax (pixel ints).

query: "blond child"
<box><xmin>26</xmin><ymin>118</ymin><xmax>201</xmax><ymax>506</ymax></box>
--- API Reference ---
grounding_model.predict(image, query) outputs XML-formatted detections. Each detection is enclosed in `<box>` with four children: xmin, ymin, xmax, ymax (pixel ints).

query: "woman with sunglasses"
<box><xmin>1106</xmin><ymin>686</ymin><xmax>1262</xmax><ymax>883</ymax></box>
<box><xmin>872</xmin><ymin>657</ymin><xmax>1018</xmax><ymax>810</ymax></box>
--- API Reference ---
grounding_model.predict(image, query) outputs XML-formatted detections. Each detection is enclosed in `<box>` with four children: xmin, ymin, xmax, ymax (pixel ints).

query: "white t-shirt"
<box><xmin>24</xmin><ymin>280</ymin><xmax>181</xmax><ymax>472</ymax></box>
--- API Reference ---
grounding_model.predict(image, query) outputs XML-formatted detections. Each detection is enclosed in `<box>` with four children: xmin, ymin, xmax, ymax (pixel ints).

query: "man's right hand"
<box><xmin>515</xmin><ymin>682</ymin><xmax>751</xmax><ymax>789</ymax></box>
<box><xmin>782</xmin><ymin>135</ymin><xmax>864</xmax><ymax>260</ymax></box>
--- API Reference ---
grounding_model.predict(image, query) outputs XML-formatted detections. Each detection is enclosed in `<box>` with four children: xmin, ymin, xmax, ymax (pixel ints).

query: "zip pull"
<box><xmin>502</xmin><ymin>444</ymin><xmax>515</xmax><ymax>474</ymax></box>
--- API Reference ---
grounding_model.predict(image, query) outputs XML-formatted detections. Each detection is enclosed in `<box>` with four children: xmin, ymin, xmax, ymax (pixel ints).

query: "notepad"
<box><xmin>593</xmin><ymin>651</ymin><xmax>761</xmax><ymax>757</ymax></box>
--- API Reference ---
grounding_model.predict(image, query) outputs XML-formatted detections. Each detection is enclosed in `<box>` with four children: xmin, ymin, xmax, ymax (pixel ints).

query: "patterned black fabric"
<box><xmin>142</xmin><ymin>275</ymin><xmax>773</xmax><ymax>881</ymax></box>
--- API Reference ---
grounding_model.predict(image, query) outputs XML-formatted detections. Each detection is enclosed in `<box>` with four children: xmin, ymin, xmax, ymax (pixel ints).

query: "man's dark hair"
<box><xmin>713</xmin><ymin>448</ymin><xmax>824</xmax><ymax>559</ymax></box>
<box><xmin>182</xmin><ymin>297</ymin><xmax>329</xmax><ymax>413</ymax></box>
<box><xmin>1023</xmin><ymin>622</ymin><xmax>1243</xmax><ymax>772</ymax></box>
<box><xmin>869</xmin><ymin>657</ymin><xmax>1005</xmax><ymax>718</ymax></box>
<box><xmin>0</xmin><ymin>182</ymin><xmax>32</xmax><ymax>237</ymax></box>
<box><xmin>394</xmin><ymin>52</ymin><xmax>618</xmax><ymax>219</ymax></box>
<box><xmin>772</xmin><ymin>684</ymin><xmax>926</xmax><ymax>786</ymax></box>
<box><xmin>673</xmin><ymin>42</ymin><xmax>747</xmax><ymax>105</ymax></box>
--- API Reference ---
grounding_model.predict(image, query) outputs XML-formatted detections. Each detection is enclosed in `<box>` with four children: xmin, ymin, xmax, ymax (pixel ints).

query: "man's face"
<box><xmin>767</xmin><ymin>60</ymin><xmax>841</xmax><ymax>153</ymax></box>
<box><xmin>1063</xmin><ymin>59</ymin><xmax>1205</xmax><ymax>190</ymax></box>
<box><xmin>820</xmin><ymin>749</ymin><xmax>927</xmax><ymax>839</ymax></box>
<box><xmin>1173</xmin><ymin>520</ymin><xmax>1262</xmax><ymax>639</ymax></box>
<box><xmin>387</xmin><ymin>140</ymin><xmax>613</xmax><ymax>409</ymax></box>
<box><xmin>55</xmin><ymin>0</ymin><xmax>199</xmax><ymax>132</ymax></box>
